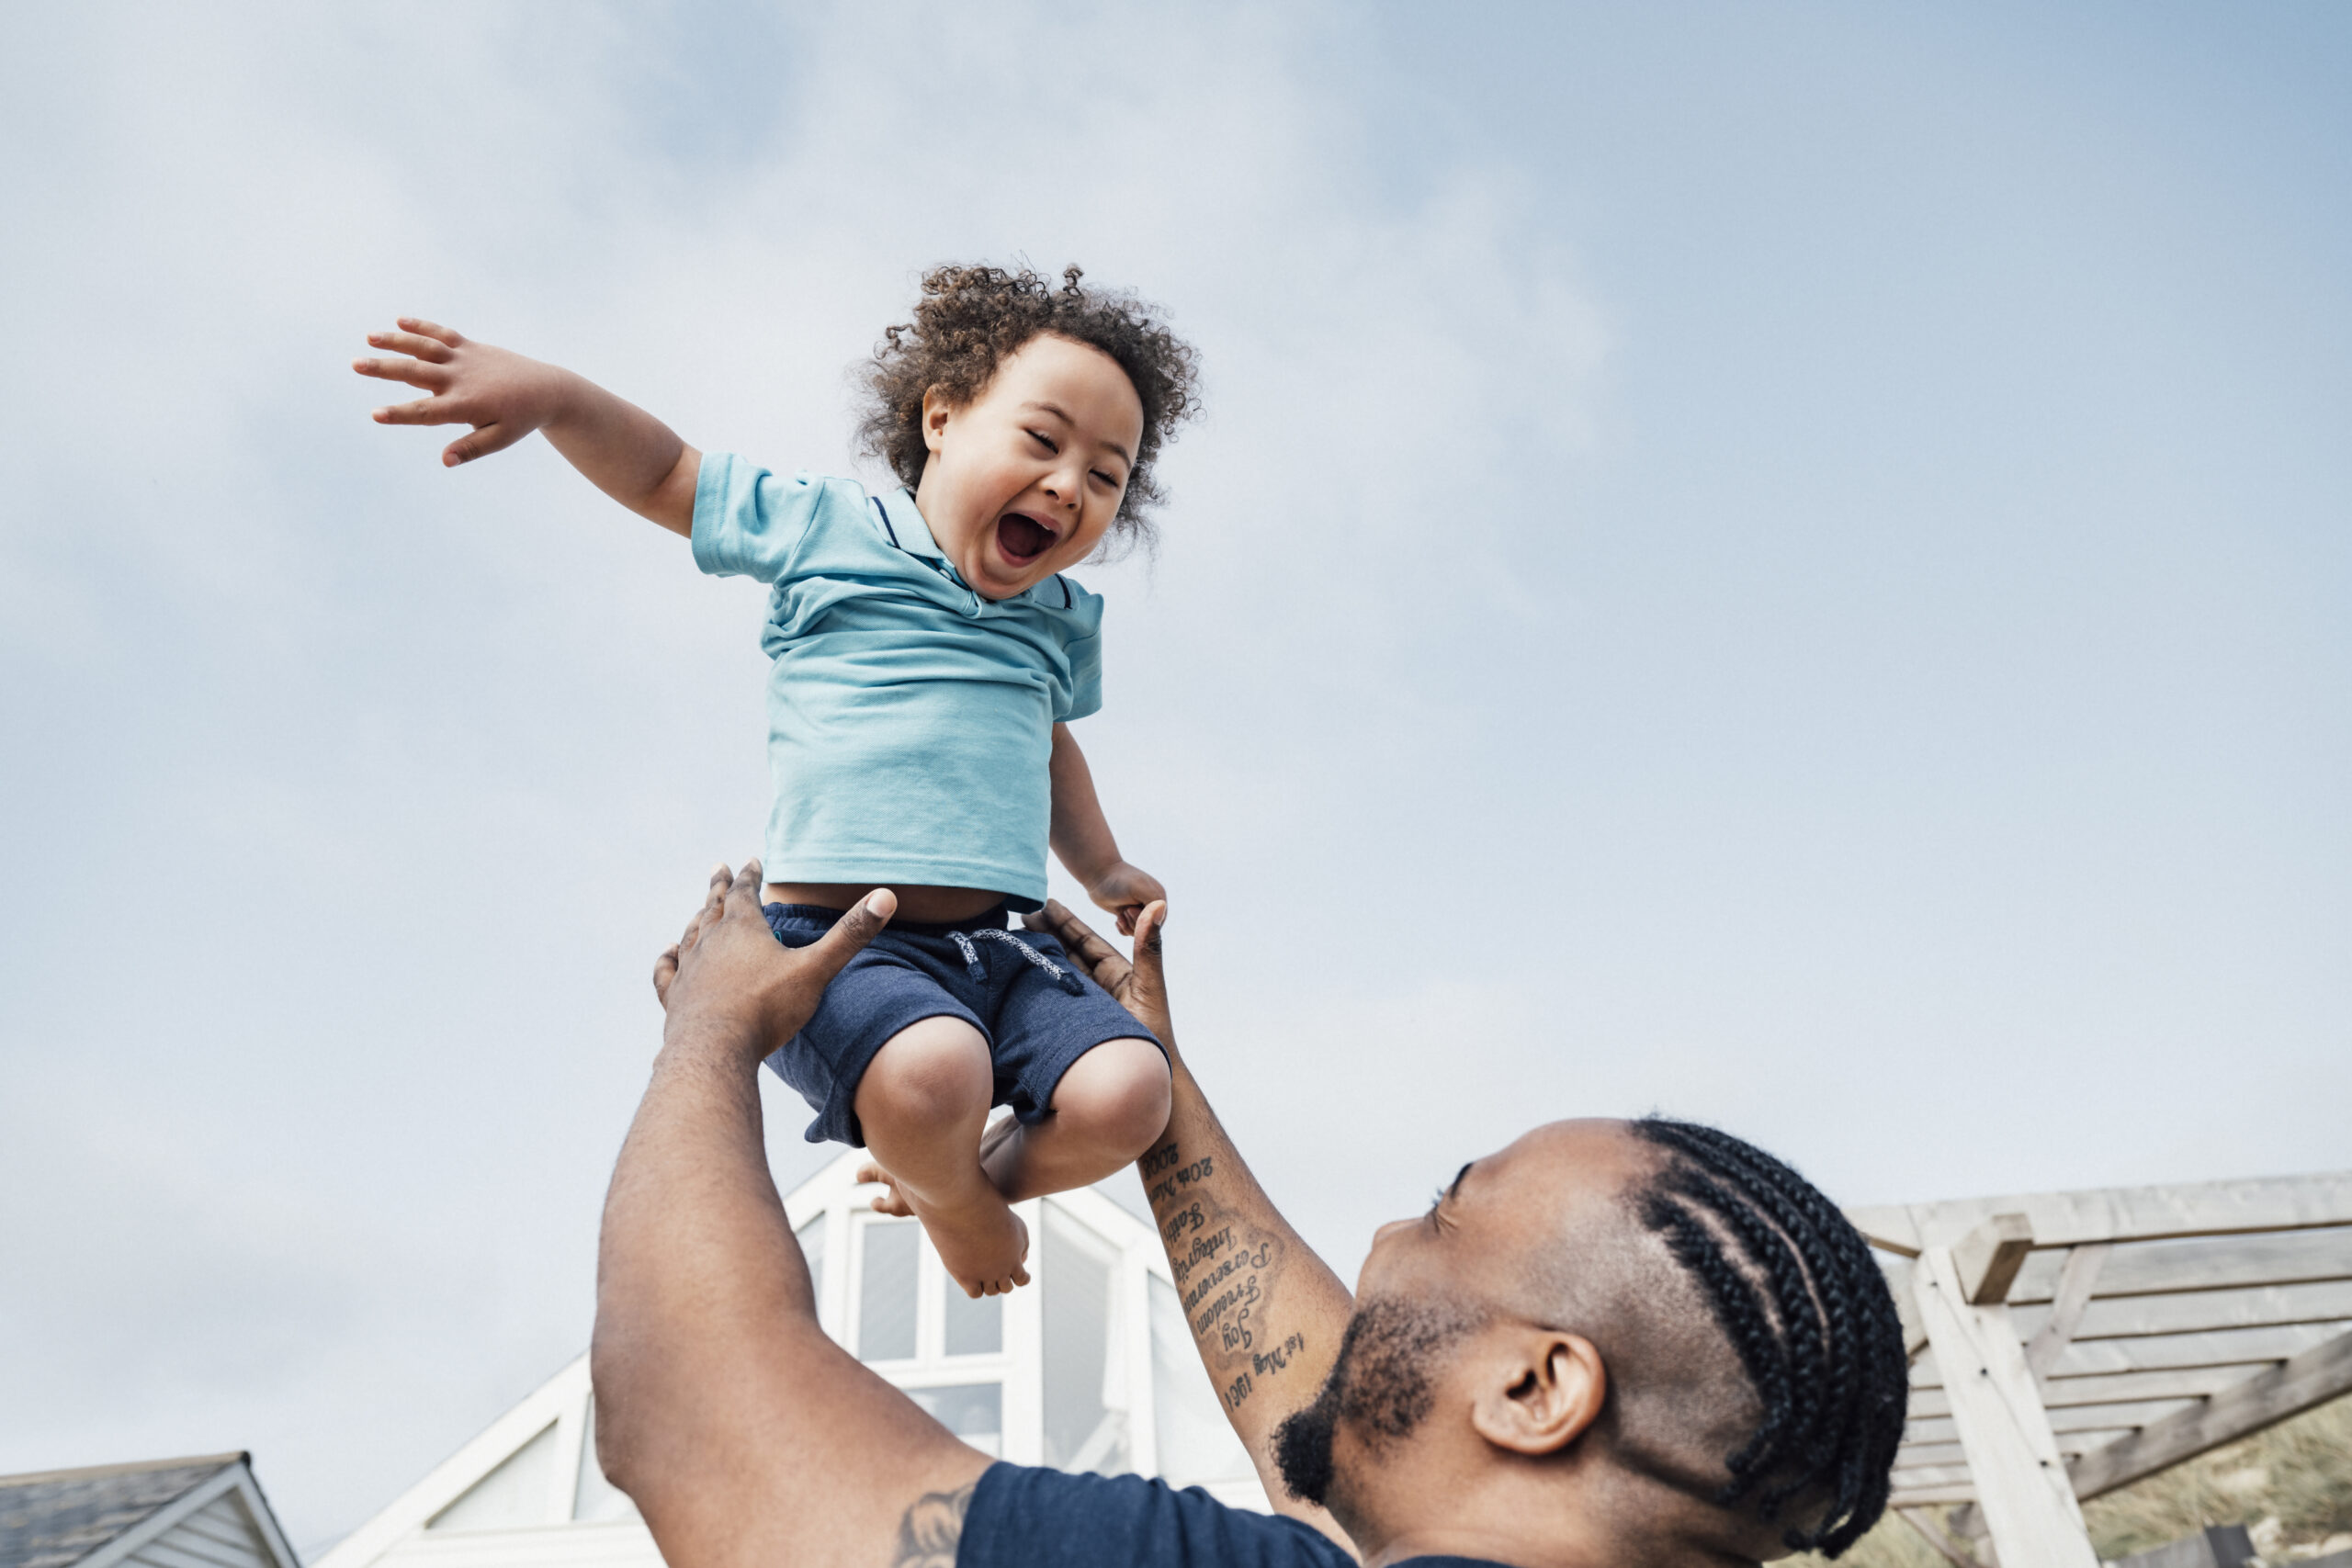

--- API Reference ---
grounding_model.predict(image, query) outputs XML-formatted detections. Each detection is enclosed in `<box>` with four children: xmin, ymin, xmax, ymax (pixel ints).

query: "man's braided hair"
<box><xmin>855</xmin><ymin>263</ymin><xmax>1200</xmax><ymax>550</ymax></box>
<box><xmin>1630</xmin><ymin>1117</ymin><xmax>1910</xmax><ymax>1556</ymax></box>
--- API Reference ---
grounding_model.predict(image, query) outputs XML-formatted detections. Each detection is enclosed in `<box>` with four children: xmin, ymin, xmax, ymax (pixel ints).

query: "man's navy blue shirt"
<box><xmin>958</xmin><ymin>1463</ymin><xmax>1518</xmax><ymax>1568</ymax></box>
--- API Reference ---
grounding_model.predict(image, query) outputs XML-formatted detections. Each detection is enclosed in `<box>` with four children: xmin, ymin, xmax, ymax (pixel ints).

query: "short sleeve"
<box><xmin>956</xmin><ymin>1464</ymin><xmax>1346</xmax><ymax>1568</ymax></box>
<box><xmin>689</xmin><ymin>453</ymin><xmax>824</xmax><ymax>584</ymax></box>
<box><xmin>1057</xmin><ymin>632</ymin><xmax>1102</xmax><ymax>723</ymax></box>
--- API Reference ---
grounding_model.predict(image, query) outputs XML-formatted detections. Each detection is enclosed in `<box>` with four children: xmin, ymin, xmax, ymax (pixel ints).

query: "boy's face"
<box><xmin>916</xmin><ymin>333</ymin><xmax>1145</xmax><ymax>600</ymax></box>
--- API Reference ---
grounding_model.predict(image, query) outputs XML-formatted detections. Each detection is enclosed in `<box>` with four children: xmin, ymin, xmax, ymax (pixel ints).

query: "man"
<box><xmin>592</xmin><ymin>863</ymin><xmax>1909</xmax><ymax>1568</ymax></box>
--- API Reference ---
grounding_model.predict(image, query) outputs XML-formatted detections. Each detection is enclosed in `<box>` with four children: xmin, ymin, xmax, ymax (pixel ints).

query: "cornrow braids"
<box><xmin>1629</xmin><ymin>1118</ymin><xmax>1909</xmax><ymax>1557</ymax></box>
<box><xmin>855</xmin><ymin>263</ymin><xmax>1202</xmax><ymax>550</ymax></box>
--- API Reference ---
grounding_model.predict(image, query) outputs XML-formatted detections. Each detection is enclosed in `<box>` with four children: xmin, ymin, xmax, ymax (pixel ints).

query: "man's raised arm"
<box><xmin>593</xmin><ymin>863</ymin><xmax>990</xmax><ymax>1568</ymax></box>
<box><xmin>1027</xmin><ymin>902</ymin><xmax>1357</xmax><ymax>1542</ymax></box>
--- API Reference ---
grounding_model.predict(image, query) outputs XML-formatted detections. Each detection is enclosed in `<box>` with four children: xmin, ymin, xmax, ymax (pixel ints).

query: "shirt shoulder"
<box><xmin>957</xmin><ymin>1464</ymin><xmax>1348</xmax><ymax>1568</ymax></box>
<box><xmin>690</xmin><ymin>456</ymin><xmax>883</xmax><ymax>583</ymax></box>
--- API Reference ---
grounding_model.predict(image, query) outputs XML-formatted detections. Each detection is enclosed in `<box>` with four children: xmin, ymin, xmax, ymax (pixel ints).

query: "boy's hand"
<box><xmin>354</xmin><ymin>317</ymin><xmax>566</xmax><ymax>468</ymax></box>
<box><xmin>1084</xmin><ymin>861</ymin><xmax>1166</xmax><ymax>936</ymax></box>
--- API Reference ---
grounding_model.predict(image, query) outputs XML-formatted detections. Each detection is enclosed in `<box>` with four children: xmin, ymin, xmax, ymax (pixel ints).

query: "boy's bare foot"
<box><xmin>854</xmin><ymin>1157</ymin><xmax>1032</xmax><ymax>1297</ymax></box>
<box><xmin>855</xmin><ymin>1159</ymin><xmax>917</xmax><ymax>1217</ymax></box>
<box><xmin>858</xmin><ymin>1112</ymin><xmax>1023</xmax><ymax>1217</ymax></box>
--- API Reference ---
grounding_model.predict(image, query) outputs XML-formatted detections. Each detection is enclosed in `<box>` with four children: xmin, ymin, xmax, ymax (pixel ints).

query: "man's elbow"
<box><xmin>588</xmin><ymin>1331</ymin><xmax>648</xmax><ymax>1496</ymax></box>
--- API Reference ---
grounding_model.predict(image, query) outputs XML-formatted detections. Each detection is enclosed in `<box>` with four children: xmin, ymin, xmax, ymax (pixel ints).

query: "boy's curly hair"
<box><xmin>856</xmin><ymin>264</ymin><xmax>1201</xmax><ymax>547</ymax></box>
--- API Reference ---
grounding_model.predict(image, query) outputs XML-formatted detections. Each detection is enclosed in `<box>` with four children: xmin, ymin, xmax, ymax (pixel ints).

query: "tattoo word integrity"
<box><xmin>1148</xmin><ymin>1139</ymin><xmax>1306</xmax><ymax>1411</ymax></box>
<box><xmin>891</xmin><ymin>1481</ymin><xmax>976</xmax><ymax>1568</ymax></box>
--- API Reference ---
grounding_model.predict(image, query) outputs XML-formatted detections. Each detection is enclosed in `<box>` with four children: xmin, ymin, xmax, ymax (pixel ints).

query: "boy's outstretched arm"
<box><xmin>354</xmin><ymin>317</ymin><xmax>701</xmax><ymax>536</ymax></box>
<box><xmin>1046</xmin><ymin>723</ymin><xmax>1166</xmax><ymax>933</ymax></box>
<box><xmin>1024</xmin><ymin>899</ymin><xmax>1358</xmax><ymax>1552</ymax></box>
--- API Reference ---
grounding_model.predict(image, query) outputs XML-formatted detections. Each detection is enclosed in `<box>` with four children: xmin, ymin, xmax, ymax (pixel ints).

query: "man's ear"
<box><xmin>922</xmin><ymin>386</ymin><xmax>955</xmax><ymax>454</ymax></box>
<box><xmin>1470</xmin><ymin>1332</ymin><xmax>1607</xmax><ymax>1457</ymax></box>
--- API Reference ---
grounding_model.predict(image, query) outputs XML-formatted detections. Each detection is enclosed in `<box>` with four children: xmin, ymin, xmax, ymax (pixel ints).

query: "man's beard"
<box><xmin>1271</xmin><ymin>1297</ymin><xmax>1478</xmax><ymax>1507</ymax></box>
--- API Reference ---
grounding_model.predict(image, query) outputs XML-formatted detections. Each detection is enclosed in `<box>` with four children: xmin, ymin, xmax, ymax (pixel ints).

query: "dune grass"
<box><xmin>1779</xmin><ymin>1392</ymin><xmax>2352</xmax><ymax>1566</ymax></box>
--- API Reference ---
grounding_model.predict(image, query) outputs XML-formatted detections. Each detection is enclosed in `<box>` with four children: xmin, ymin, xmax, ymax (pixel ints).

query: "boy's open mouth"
<box><xmin>994</xmin><ymin>512</ymin><xmax>1058</xmax><ymax>565</ymax></box>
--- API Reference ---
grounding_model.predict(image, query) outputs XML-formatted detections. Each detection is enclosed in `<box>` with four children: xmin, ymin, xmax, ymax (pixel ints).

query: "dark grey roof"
<box><xmin>0</xmin><ymin>1455</ymin><xmax>244</xmax><ymax>1568</ymax></box>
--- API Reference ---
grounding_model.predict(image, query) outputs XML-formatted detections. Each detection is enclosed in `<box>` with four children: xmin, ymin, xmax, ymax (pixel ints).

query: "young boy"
<box><xmin>356</xmin><ymin>265</ymin><xmax>1200</xmax><ymax>1297</ymax></box>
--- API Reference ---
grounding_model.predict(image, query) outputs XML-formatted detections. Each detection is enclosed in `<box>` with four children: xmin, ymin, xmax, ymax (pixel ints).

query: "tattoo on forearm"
<box><xmin>1146</xmin><ymin>1137</ymin><xmax>1309</xmax><ymax>1413</ymax></box>
<box><xmin>891</xmin><ymin>1480</ymin><xmax>976</xmax><ymax>1568</ymax></box>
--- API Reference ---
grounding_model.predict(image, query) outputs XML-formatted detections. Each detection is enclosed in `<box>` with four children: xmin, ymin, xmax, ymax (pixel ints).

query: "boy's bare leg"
<box><xmin>861</xmin><ymin>1037</ymin><xmax>1170</xmax><ymax>1212</ymax></box>
<box><xmin>852</xmin><ymin>1015</ymin><xmax>1030</xmax><ymax>1297</ymax></box>
<box><xmin>982</xmin><ymin>1039</ymin><xmax>1170</xmax><ymax>1201</ymax></box>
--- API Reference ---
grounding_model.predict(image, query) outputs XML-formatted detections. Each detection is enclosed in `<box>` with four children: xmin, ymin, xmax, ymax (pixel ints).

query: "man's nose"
<box><xmin>1371</xmin><ymin>1217</ymin><xmax>1416</xmax><ymax>1248</ymax></box>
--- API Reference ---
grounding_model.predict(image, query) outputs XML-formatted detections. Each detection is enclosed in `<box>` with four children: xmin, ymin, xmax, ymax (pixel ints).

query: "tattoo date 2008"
<box><xmin>1148</xmin><ymin>1141</ymin><xmax>1306</xmax><ymax>1410</ymax></box>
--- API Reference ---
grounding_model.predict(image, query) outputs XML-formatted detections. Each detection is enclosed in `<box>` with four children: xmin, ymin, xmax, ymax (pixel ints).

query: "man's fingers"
<box><xmin>351</xmin><ymin>355</ymin><xmax>449</xmax><ymax>389</ymax></box>
<box><xmin>442</xmin><ymin>422</ymin><xmax>526</xmax><ymax>467</ymax></box>
<box><xmin>371</xmin><ymin>395</ymin><xmax>455</xmax><ymax>426</ymax></box>
<box><xmin>366</xmin><ymin>327</ymin><xmax>455</xmax><ymax>363</ymax></box>
<box><xmin>677</xmin><ymin>863</ymin><xmax>729</xmax><ymax>953</ymax></box>
<box><xmin>797</xmin><ymin>887</ymin><xmax>895</xmax><ymax>984</ymax></box>
<box><xmin>397</xmin><ymin>316</ymin><xmax>465</xmax><ymax>348</ymax></box>
<box><xmin>722</xmin><ymin>859</ymin><xmax>766</xmax><ymax>918</ymax></box>
<box><xmin>652</xmin><ymin>944</ymin><xmax>679</xmax><ymax>1002</ymax></box>
<box><xmin>1026</xmin><ymin>898</ymin><xmax>1130</xmax><ymax>989</ymax></box>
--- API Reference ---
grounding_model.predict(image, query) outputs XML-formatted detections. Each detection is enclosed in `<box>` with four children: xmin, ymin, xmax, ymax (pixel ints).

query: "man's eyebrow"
<box><xmin>1448</xmin><ymin>1161</ymin><xmax>1475</xmax><ymax>1201</ymax></box>
<box><xmin>1021</xmin><ymin>400</ymin><xmax>1132</xmax><ymax>465</ymax></box>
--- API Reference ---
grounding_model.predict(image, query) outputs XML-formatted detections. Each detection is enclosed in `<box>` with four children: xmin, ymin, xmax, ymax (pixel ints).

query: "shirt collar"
<box><xmin>876</xmin><ymin>485</ymin><xmax>1071</xmax><ymax>610</ymax></box>
<box><xmin>875</xmin><ymin>486</ymin><xmax>946</xmax><ymax>560</ymax></box>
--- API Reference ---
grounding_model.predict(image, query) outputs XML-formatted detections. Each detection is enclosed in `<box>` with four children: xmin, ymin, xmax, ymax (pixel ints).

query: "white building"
<box><xmin>319</xmin><ymin>1153</ymin><xmax>1266</xmax><ymax>1568</ymax></box>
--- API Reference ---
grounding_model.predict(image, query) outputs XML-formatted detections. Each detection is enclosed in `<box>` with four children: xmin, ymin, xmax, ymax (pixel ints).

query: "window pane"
<box><xmin>1041</xmin><ymin>1202</ymin><xmax>1130</xmax><ymax>1474</ymax></box>
<box><xmin>1148</xmin><ymin>1273</ymin><xmax>1256</xmax><ymax>1486</ymax></box>
<box><xmin>858</xmin><ymin>1220</ymin><xmax>919</xmax><ymax>1362</ymax></box>
<box><xmin>796</xmin><ymin>1213</ymin><xmax>827</xmax><ymax>1313</ymax></box>
<box><xmin>905</xmin><ymin>1382</ymin><xmax>1003</xmax><ymax>1459</ymax></box>
<box><xmin>943</xmin><ymin>1273</ymin><xmax>1002</xmax><ymax>1356</ymax></box>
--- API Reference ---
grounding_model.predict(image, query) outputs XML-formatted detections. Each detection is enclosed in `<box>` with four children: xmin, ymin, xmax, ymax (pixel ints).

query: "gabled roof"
<box><xmin>0</xmin><ymin>1454</ymin><xmax>296</xmax><ymax>1568</ymax></box>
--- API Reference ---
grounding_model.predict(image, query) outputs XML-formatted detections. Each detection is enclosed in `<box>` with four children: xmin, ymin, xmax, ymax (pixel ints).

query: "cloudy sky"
<box><xmin>3</xmin><ymin>0</ymin><xmax>2346</xmax><ymax>1551</ymax></box>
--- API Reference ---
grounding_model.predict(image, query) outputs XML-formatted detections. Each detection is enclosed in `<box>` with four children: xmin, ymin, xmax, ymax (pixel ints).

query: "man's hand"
<box><xmin>654</xmin><ymin>860</ymin><xmax>895</xmax><ymax>1066</ymax></box>
<box><xmin>1025</xmin><ymin>897</ymin><xmax>1171</xmax><ymax>1045</ymax></box>
<box><xmin>353</xmin><ymin>317</ymin><xmax>567</xmax><ymax>468</ymax></box>
<box><xmin>595</xmin><ymin>861</ymin><xmax>989</xmax><ymax>1568</ymax></box>
<box><xmin>1028</xmin><ymin>897</ymin><xmax>1353</xmax><ymax>1549</ymax></box>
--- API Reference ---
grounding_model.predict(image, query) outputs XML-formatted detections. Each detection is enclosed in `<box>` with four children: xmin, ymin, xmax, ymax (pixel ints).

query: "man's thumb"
<box><xmin>1129</xmin><ymin>900</ymin><xmax>1170</xmax><ymax>1013</ymax></box>
<box><xmin>805</xmin><ymin>889</ymin><xmax>896</xmax><ymax>978</ymax></box>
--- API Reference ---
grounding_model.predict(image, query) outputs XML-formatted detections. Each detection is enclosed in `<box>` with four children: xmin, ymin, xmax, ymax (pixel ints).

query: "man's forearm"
<box><xmin>592</xmin><ymin>1027</ymin><xmax>819</xmax><ymax>1522</ymax></box>
<box><xmin>1139</xmin><ymin>1055</ymin><xmax>1353</xmax><ymax>1517</ymax></box>
<box><xmin>541</xmin><ymin>368</ymin><xmax>701</xmax><ymax>536</ymax></box>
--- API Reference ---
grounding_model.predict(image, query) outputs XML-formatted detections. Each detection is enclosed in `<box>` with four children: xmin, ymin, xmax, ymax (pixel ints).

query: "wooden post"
<box><xmin>1913</xmin><ymin>1244</ymin><xmax>2099</xmax><ymax>1568</ymax></box>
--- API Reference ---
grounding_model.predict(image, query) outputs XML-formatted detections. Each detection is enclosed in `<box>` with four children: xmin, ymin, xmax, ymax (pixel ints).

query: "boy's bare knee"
<box><xmin>857</xmin><ymin>1018</ymin><xmax>991</xmax><ymax>1137</ymax></box>
<box><xmin>1052</xmin><ymin>1038</ymin><xmax>1173</xmax><ymax>1156</ymax></box>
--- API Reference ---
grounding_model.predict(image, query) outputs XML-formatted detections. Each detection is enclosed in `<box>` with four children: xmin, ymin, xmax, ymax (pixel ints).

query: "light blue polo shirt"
<box><xmin>691</xmin><ymin>454</ymin><xmax>1103</xmax><ymax>909</ymax></box>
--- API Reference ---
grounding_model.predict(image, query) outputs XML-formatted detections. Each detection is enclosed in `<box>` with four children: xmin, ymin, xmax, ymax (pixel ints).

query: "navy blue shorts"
<box><xmin>762</xmin><ymin>903</ymin><xmax>1163</xmax><ymax>1147</ymax></box>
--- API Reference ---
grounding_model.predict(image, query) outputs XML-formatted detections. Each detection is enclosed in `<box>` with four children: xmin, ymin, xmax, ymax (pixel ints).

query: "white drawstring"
<box><xmin>947</xmin><ymin>927</ymin><xmax>1085</xmax><ymax>995</ymax></box>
